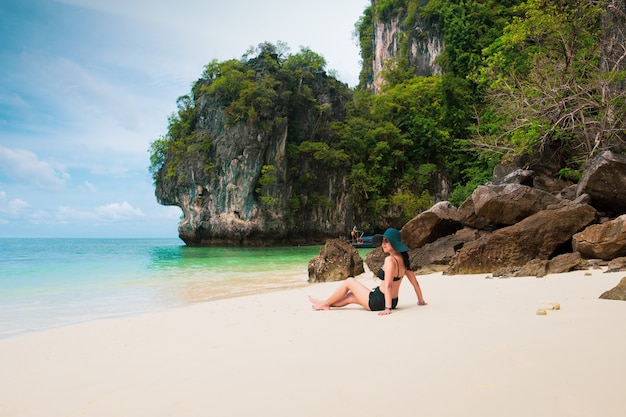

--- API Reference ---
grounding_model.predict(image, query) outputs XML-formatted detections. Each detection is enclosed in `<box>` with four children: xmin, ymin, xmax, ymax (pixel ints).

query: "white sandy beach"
<box><xmin>1</xmin><ymin>268</ymin><xmax>625</xmax><ymax>417</ymax></box>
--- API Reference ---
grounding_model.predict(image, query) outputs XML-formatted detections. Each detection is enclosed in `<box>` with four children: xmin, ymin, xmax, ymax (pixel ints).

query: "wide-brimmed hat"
<box><xmin>371</xmin><ymin>228</ymin><xmax>409</xmax><ymax>252</ymax></box>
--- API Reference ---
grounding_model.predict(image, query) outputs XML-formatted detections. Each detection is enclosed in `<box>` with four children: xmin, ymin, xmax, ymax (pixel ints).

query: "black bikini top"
<box><xmin>377</xmin><ymin>256</ymin><xmax>403</xmax><ymax>281</ymax></box>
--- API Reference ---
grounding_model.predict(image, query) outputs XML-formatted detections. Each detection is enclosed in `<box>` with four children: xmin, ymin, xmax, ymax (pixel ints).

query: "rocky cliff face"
<box><xmin>155</xmin><ymin>73</ymin><xmax>354</xmax><ymax>246</ymax></box>
<box><xmin>366</xmin><ymin>2</ymin><xmax>443</xmax><ymax>93</ymax></box>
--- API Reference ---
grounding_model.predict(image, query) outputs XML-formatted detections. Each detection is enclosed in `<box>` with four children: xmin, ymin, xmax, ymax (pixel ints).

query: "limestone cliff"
<box><xmin>154</xmin><ymin>49</ymin><xmax>354</xmax><ymax>246</ymax></box>
<box><xmin>362</xmin><ymin>0</ymin><xmax>443</xmax><ymax>93</ymax></box>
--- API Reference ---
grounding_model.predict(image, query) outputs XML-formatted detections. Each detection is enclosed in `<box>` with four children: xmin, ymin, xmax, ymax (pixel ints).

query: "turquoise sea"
<box><xmin>0</xmin><ymin>238</ymin><xmax>337</xmax><ymax>339</ymax></box>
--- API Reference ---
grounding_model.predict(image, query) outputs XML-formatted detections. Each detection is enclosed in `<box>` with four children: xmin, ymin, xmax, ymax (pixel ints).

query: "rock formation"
<box><xmin>308</xmin><ymin>239</ymin><xmax>364</xmax><ymax>283</ymax></box>
<box><xmin>445</xmin><ymin>200</ymin><xmax>597</xmax><ymax>274</ymax></box>
<box><xmin>576</xmin><ymin>151</ymin><xmax>626</xmax><ymax>215</ymax></box>
<box><xmin>573</xmin><ymin>214</ymin><xmax>626</xmax><ymax>260</ymax></box>
<box><xmin>363</xmin><ymin>2</ymin><xmax>443</xmax><ymax>94</ymax></box>
<box><xmin>364</xmin><ymin>151</ymin><xmax>626</xmax><ymax>278</ymax></box>
<box><xmin>154</xmin><ymin>53</ymin><xmax>354</xmax><ymax>246</ymax></box>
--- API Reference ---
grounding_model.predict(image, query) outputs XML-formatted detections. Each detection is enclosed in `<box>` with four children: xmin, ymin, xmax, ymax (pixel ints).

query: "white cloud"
<box><xmin>0</xmin><ymin>192</ymin><xmax>30</xmax><ymax>216</ymax></box>
<box><xmin>95</xmin><ymin>201</ymin><xmax>144</xmax><ymax>221</ymax></box>
<box><xmin>8</xmin><ymin>198</ymin><xmax>30</xmax><ymax>213</ymax></box>
<box><xmin>89</xmin><ymin>164</ymin><xmax>130</xmax><ymax>177</ymax></box>
<box><xmin>0</xmin><ymin>145</ymin><xmax>70</xmax><ymax>190</ymax></box>
<box><xmin>55</xmin><ymin>201</ymin><xmax>144</xmax><ymax>223</ymax></box>
<box><xmin>0</xmin><ymin>192</ymin><xmax>50</xmax><ymax>224</ymax></box>
<box><xmin>83</xmin><ymin>180</ymin><xmax>96</xmax><ymax>192</ymax></box>
<box><xmin>0</xmin><ymin>188</ymin><xmax>144</xmax><ymax>226</ymax></box>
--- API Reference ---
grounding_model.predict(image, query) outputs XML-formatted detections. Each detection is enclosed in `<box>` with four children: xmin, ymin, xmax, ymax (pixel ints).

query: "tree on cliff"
<box><xmin>472</xmin><ymin>0</ymin><xmax>626</xmax><ymax>175</ymax></box>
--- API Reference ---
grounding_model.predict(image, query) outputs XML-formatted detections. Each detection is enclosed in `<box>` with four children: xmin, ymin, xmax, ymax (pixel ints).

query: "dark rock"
<box><xmin>308</xmin><ymin>239</ymin><xmax>364</xmax><ymax>283</ymax></box>
<box><xmin>577</xmin><ymin>151</ymin><xmax>626</xmax><ymax>215</ymax></box>
<box><xmin>515</xmin><ymin>259</ymin><xmax>549</xmax><ymax>277</ymax></box>
<box><xmin>606</xmin><ymin>256</ymin><xmax>626</xmax><ymax>272</ymax></box>
<box><xmin>599</xmin><ymin>276</ymin><xmax>626</xmax><ymax>300</ymax></box>
<box><xmin>401</xmin><ymin>201</ymin><xmax>462</xmax><ymax>249</ymax></box>
<box><xmin>572</xmin><ymin>214</ymin><xmax>626</xmax><ymax>260</ymax></box>
<box><xmin>532</xmin><ymin>172</ymin><xmax>571</xmax><ymax>194</ymax></box>
<box><xmin>556</xmin><ymin>184</ymin><xmax>579</xmax><ymax>201</ymax></box>
<box><xmin>547</xmin><ymin>252</ymin><xmax>583</xmax><ymax>274</ymax></box>
<box><xmin>491</xmin><ymin>169</ymin><xmax>534</xmax><ymax>186</ymax></box>
<box><xmin>444</xmin><ymin>201</ymin><xmax>597</xmax><ymax>274</ymax></box>
<box><xmin>492</xmin><ymin>149</ymin><xmax>571</xmax><ymax>193</ymax></box>
<box><xmin>457</xmin><ymin>196</ymin><xmax>495</xmax><ymax>230</ymax></box>
<box><xmin>493</xmin><ymin>161</ymin><xmax>527</xmax><ymax>182</ymax></box>
<box><xmin>409</xmin><ymin>228</ymin><xmax>481</xmax><ymax>272</ymax></box>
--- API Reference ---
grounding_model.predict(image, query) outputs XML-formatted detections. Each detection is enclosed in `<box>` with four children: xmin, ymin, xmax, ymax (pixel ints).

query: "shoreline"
<box><xmin>0</xmin><ymin>276</ymin><xmax>313</xmax><ymax>341</ymax></box>
<box><xmin>1</xmin><ymin>268</ymin><xmax>625</xmax><ymax>416</ymax></box>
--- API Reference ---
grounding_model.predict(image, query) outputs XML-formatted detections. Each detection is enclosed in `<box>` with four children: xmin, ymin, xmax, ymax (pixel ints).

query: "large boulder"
<box><xmin>546</xmin><ymin>252</ymin><xmax>584</xmax><ymax>274</ymax></box>
<box><xmin>308</xmin><ymin>239</ymin><xmax>364</xmax><ymax>283</ymax></box>
<box><xmin>599</xmin><ymin>276</ymin><xmax>626</xmax><ymax>300</ymax></box>
<box><xmin>445</xmin><ymin>201</ymin><xmax>597</xmax><ymax>274</ymax></box>
<box><xmin>470</xmin><ymin>183</ymin><xmax>561</xmax><ymax>226</ymax></box>
<box><xmin>491</xmin><ymin>168</ymin><xmax>535</xmax><ymax>186</ymax></box>
<box><xmin>606</xmin><ymin>257</ymin><xmax>626</xmax><ymax>272</ymax></box>
<box><xmin>506</xmin><ymin>252</ymin><xmax>584</xmax><ymax>278</ymax></box>
<box><xmin>457</xmin><ymin>196</ymin><xmax>495</xmax><ymax>230</ymax></box>
<box><xmin>401</xmin><ymin>201</ymin><xmax>462</xmax><ymax>249</ymax></box>
<box><xmin>408</xmin><ymin>227</ymin><xmax>482</xmax><ymax>273</ymax></box>
<box><xmin>577</xmin><ymin>151</ymin><xmax>626</xmax><ymax>215</ymax></box>
<box><xmin>572</xmin><ymin>214</ymin><xmax>626</xmax><ymax>260</ymax></box>
<box><xmin>516</xmin><ymin>259</ymin><xmax>550</xmax><ymax>277</ymax></box>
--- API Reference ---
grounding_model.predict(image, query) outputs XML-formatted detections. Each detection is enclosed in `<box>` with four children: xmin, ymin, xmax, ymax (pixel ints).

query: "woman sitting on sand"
<box><xmin>309</xmin><ymin>228</ymin><xmax>427</xmax><ymax>315</ymax></box>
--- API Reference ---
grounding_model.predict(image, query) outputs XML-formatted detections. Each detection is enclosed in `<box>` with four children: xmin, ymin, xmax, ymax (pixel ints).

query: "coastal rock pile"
<box><xmin>308</xmin><ymin>239</ymin><xmax>364</xmax><ymax>283</ymax></box>
<box><xmin>366</xmin><ymin>151</ymin><xmax>626</xmax><ymax>280</ymax></box>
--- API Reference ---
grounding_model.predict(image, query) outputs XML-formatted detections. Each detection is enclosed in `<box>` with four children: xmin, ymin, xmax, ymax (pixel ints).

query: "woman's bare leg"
<box><xmin>309</xmin><ymin>277</ymin><xmax>372</xmax><ymax>310</ymax></box>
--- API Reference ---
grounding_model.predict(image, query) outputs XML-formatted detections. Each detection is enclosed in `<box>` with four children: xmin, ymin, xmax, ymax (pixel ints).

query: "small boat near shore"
<box><xmin>350</xmin><ymin>229</ymin><xmax>375</xmax><ymax>248</ymax></box>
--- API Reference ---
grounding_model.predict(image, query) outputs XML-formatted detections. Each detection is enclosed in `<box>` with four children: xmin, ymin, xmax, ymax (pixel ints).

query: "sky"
<box><xmin>0</xmin><ymin>0</ymin><xmax>370</xmax><ymax>238</ymax></box>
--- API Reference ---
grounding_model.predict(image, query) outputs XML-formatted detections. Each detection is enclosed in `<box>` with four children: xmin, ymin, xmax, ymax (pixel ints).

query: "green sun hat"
<box><xmin>371</xmin><ymin>228</ymin><xmax>409</xmax><ymax>252</ymax></box>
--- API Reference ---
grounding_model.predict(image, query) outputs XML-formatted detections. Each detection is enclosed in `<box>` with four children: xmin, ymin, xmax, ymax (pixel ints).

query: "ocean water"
<box><xmin>0</xmin><ymin>238</ymin><xmax>334</xmax><ymax>339</ymax></box>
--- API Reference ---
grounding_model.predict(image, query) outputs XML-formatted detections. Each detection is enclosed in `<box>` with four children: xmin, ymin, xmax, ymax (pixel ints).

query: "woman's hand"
<box><xmin>378</xmin><ymin>309</ymin><xmax>392</xmax><ymax>316</ymax></box>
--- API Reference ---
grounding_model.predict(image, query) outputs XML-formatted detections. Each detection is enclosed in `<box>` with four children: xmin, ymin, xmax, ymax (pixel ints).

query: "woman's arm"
<box><xmin>405</xmin><ymin>269</ymin><xmax>427</xmax><ymax>305</ymax></box>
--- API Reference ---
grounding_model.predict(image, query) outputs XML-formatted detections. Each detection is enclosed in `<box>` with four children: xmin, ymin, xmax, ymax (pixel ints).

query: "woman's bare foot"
<box><xmin>418</xmin><ymin>301</ymin><xmax>427</xmax><ymax>306</ymax></box>
<box><xmin>308</xmin><ymin>296</ymin><xmax>330</xmax><ymax>310</ymax></box>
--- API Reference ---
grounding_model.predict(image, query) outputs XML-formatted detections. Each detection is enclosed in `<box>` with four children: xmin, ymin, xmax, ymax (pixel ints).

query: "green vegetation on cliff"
<box><xmin>472</xmin><ymin>0</ymin><xmax>626</xmax><ymax>177</ymax></box>
<box><xmin>151</xmin><ymin>0</ymin><xmax>626</xmax><ymax>238</ymax></box>
<box><xmin>353</xmin><ymin>0</ymin><xmax>625</xmax><ymax>206</ymax></box>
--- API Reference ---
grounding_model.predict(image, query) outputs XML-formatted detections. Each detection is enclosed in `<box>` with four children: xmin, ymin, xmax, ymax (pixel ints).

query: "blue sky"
<box><xmin>0</xmin><ymin>0</ymin><xmax>369</xmax><ymax>238</ymax></box>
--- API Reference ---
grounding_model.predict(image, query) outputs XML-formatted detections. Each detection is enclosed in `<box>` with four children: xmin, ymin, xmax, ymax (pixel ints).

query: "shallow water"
<box><xmin>0</xmin><ymin>238</ymin><xmax>337</xmax><ymax>338</ymax></box>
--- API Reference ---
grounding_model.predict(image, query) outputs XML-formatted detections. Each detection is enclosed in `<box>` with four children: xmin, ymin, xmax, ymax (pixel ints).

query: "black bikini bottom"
<box><xmin>368</xmin><ymin>287</ymin><xmax>398</xmax><ymax>311</ymax></box>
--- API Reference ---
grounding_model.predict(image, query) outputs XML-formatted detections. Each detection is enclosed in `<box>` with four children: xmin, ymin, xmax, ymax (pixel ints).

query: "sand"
<box><xmin>1</xmin><ymin>268</ymin><xmax>625</xmax><ymax>417</ymax></box>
